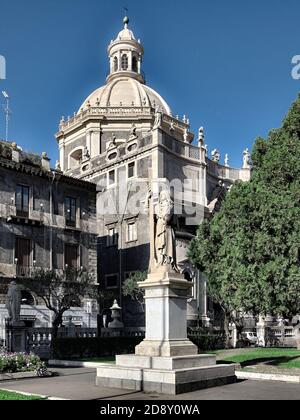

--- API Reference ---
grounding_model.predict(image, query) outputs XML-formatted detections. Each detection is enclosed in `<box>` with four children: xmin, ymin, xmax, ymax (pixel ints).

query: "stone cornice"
<box><xmin>0</xmin><ymin>156</ymin><xmax>96</xmax><ymax>191</ymax></box>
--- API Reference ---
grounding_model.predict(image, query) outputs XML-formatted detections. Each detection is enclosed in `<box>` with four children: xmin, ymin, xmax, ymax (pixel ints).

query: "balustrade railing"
<box><xmin>59</xmin><ymin>107</ymin><xmax>154</xmax><ymax>131</ymax></box>
<box><xmin>264</xmin><ymin>326</ymin><xmax>296</xmax><ymax>347</ymax></box>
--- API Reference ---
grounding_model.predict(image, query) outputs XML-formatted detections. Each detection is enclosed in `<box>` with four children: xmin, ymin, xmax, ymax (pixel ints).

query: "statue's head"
<box><xmin>159</xmin><ymin>190</ymin><xmax>172</xmax><ymax>204</ymax></box>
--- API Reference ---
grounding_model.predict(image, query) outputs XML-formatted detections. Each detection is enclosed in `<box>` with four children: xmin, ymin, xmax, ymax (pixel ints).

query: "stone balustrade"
<box><xmin>0</xmin><ymin>263</ymin><xmax>16</xmax><ymax>277</ymax></box>
<box><xmin>26</xmin><ymin>328</ymin><xmax>53</xmax><ymax>358</ymax></box>
<box><xmin>0</xmin><ymin>264</ymin><xmax>68</xmax><ymax>279</ymax></box>
<box><xmin>162</xmin><ymin>113</ymin><xmax>190</xmax><ymax>131</ymax></box>
<box><xmin>0</xmin><ymin>203</ymin><xmax>16</xmax><ymax>219</ymax></box>
<box><xmin>263</xmin><ymin>326</ymin><xmax>297</xmax><ymax>347</ymax></box>
<box><xmin>0</xmin><ymin>204</ymin><xmax>46</xmax><ymax>225</ymax></box>
<box><xmin>58</xmin><ymin>106</ymin><xmax>190</xmax><ymax>134</ymax></box>
<box><xmin>76</xmin><ymin>328</ymin><xmax>98</xmax><ymax>338</ymax></box>
<box><xmin>101</xmin><ymin>328</ymin><xmax>145</xmax><ymax>338</ymax></box>
<box><xmin>207</xmin><ymin>159</ymin><xmax>241</xmax><ymax>181</ymax></box>
<box><xmin>25</xmin><ymin>327</ymin><xmax>98</xmax><ymax>358</ymax></box>
<box><xmin>59</xmin><ymin>106</ymin><xmax>154</xmax><ymax>132</ymax></box>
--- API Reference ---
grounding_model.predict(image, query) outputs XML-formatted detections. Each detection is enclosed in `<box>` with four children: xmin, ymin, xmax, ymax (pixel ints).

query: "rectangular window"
<box><xmin>16</xmin><ymin>185</ymin><xmax>29</xmax><ymax>217</ymax></box>
<box><xmin>15</xmin><ymin>238</ymin><xmax>31</xmax><ymax>267</ymax></box>
<box><xmin>127</xmin><ymin>221</ymin><xmax>137</xmax><ymax>243</ymax></box>
<box><xmin>107</xmin><ymin>226</ymin><xmax>117</xmax><ymax>247</ymax></box>
<box><xmin>105</xmin><ymin>274</ymin><xmax>119</xmax><ymax>289</ymax></box>
<box><xmin>65</xmin><ymin>244</ymin><xmax>78</xmax><ymax>268</ymax></box>
<box><xmin>108</xmin><ymin>170</ymin><xmax>115</xmax><ymax>186</ymax></box>
<box><xmin>65</xmin><ymin>197</ymin><xmax>77</xmax><ymax>227</ymax></box>
<box><xmin>128</xmin><ymin>162</ymin><xmax>135</xmax><ymax>179</ymax></box>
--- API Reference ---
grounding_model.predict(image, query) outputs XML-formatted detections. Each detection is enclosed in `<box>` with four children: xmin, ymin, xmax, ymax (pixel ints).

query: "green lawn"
<box><xmin>215</xmin><ymin>348</ymin><xmax>300</xmax><ymax>369</ymax></box>
<box><xmin>0</xmin><ymin>390</ymin><xmax>45</xmax><ymax>400</ymax></box>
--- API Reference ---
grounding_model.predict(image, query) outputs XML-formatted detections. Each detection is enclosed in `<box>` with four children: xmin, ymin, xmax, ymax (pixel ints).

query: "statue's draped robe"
<box><xmin>6</xmin><ymin>284</ymin><xmax>21</xmax><ymax>322</ymax></box>
<box><xmin>155</xmin><ymin>199</ymin><xmax>177</xmax><ymax>268</ymax></box>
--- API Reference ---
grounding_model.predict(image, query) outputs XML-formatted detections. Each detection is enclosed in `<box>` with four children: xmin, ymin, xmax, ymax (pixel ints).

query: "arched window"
<box><xmin>69</xmin><ymin>149</ymin><xmax>83</xmax><ymax>169</ymax></box>
<box><xmin>113</xmin><ymin>56</ymin><xmax>118</xmax><ymax>72</ymax></box>
<box><xmin>121</xmin><ymin>54</ymin><xmax>128</xmax><ymax>70</ymax></box>
<box><xmin>132</xmin><ymin>56</ymin><xmax>138</xmax><ymax>72</ymax></box>
<box><xmin>21</xmin><ymin>290</ymin><xmax>35</xmax><ymax>306</ymax></box>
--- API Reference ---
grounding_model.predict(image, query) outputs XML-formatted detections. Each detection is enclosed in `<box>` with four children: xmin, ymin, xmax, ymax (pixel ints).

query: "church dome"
<box><xmin>78</xmin><ymin>77</ymin><xmax>172</xmax><ymax>114</ymax></box>
<box><xmin>77</xmin><ymin>18</ymin><xmax>172</xmax><ymax>115</ymax></box>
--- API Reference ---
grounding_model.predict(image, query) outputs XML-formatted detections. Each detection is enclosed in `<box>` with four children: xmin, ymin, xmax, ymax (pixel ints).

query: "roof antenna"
<box><xmin>2</xmin><ymin>91</ymin><xmax>11</xmax><ymax>142</ymax></box>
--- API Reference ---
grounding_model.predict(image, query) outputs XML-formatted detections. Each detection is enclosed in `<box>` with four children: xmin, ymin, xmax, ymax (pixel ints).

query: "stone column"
<box><xmin>118</xmin><ymin>50</ymin><xmax>121</xmax><ymax>71</ymax></box>
<box><xmin>256</xmin><ymin>315</ymin><xmax>266</xmax><ymax>347</ymax></box>
<box><xmin>199</xmin><ymin>273</ymin><xmax>210</xmax><ymax>327</ymax></box>
<box><xmin>86</xmin><ymin>130</ymin><xmax>92</xmax><ymax>156</ymax></box>
<box><xmin>294</xmin><ymin>325</ymin><xmax>300</xmax><ymax>350</ymax></box>
<box><xmin>230</xmin><ymin>323</ymin><xmax>237</xmax><ymax>348</ymax></box>
<box><xmin>59</xmin><ymin>141</ymin><xmax>65</xmax><ymax>171</ymax></box>
<box><xmin>128</xmin><ymin>50</ymin><xmax>133</xmax><ymax>71</ymax></box>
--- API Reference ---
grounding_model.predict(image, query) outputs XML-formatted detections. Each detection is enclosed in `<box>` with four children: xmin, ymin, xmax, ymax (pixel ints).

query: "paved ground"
<box><xmin>0</xmin><ymin>367</ymin><xmax>299</xmax><ymax>400</ymax></box>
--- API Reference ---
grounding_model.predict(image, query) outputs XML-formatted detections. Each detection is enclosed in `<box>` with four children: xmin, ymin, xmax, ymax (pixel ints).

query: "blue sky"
<box><xmin>0</xmin><ymin>0</ymin><xmax>299</xmax><ymax>168</ymax></box>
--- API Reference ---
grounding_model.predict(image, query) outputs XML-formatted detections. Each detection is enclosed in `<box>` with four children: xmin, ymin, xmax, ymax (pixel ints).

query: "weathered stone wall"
<box><xmin>0</xmin><ymin>161</ymin><xmax>97</xmax><ymax>292</ymax></box>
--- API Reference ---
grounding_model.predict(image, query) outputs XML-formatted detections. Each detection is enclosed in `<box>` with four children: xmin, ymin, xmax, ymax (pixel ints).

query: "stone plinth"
<box><xmin>96</xmin><ymin>271</ymin><xmax>236</xmax><ymax>394</ymax></box>
<box><xmin>96</xmin><ymin>354</ymin><xmax>236</xmax><ymax>395</ymax></box>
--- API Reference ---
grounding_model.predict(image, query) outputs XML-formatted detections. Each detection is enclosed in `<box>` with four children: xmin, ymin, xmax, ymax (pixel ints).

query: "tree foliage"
<box><xmin>122</xmin><ymin>271</ymin><xmax>147</xmax><ymax>305</ymax></box>
<box><xmin>26</xmin><ymin>268</ymin><xmax>97</xmax><ymax>338</ymax></box>
<box><xmin>189</xmin><ymin>94</ymin><xmax>300</xmax><ymax>321</ymax></box>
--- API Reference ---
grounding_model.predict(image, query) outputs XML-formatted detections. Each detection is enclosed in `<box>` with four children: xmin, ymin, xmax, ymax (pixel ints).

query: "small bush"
<box><xmin>236</xmin><ymin>338</ymin><xmax>251</xmax><ymax>348</ymax></box>
<box><xmin>188</xmin><ymin>332</ymin><xmax>226</xmax><ymax>351</ymax></box>
<box><xmin>0</xmin><ymin>348</ymin><xmax>45</xmax><ymax>374</ymax></box>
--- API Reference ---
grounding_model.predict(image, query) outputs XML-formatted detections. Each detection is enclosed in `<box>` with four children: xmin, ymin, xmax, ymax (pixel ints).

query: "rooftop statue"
<box><xmin>243</xmin><ymin>148</ymin><xmax>251</xmax><ymax>169</ymax></box>
<box><xmin>153</xmin><ymin>106</ymin><xmax>163</xmax><ymax>130</ymax></box>
<box><xmin>128</xmin><ymin>123</ymin><xmax>137</xmax><ymax>141</ymax></box>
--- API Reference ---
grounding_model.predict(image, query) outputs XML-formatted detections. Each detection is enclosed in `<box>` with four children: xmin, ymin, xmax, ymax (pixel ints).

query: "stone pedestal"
<box><xmin>135</xmin><ymin>271</ymin><xmax>198</xmax><ymax>357</ymax></box>
<box><xmin>96</xmin><ymin>271</ymin><xmax>236</xmax><ymax>395</ymax></box>
<box><xmin>6</xmin><ymin>322</ymin><xmax>27</xmax><ymax>353</ymax></box>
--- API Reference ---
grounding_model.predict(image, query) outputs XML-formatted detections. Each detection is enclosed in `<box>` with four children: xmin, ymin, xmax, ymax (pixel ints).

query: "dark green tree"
<box><xmin>189</xmin><ymin>94</ymin><xmax>300</xmax><ymax>340</ymax></box>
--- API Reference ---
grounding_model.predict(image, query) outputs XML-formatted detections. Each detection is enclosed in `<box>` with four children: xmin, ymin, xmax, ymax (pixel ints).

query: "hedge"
<box><xmin>52</xmin><ymin>332</ymin><xmax>225</xmax><ymax>359</ymax></box>
<box><xmin>52</xmin><ymin>336</ymin><xmax>144</xmax><ymax>359</ymax></box>
<box><xmin>189</xmin><ymin>332</ymin><xmax>226</xmax><ymax>351</ymax></box>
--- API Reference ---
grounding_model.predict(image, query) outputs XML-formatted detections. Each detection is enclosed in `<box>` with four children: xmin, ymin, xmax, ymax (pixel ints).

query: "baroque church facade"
<box><xmin>56</xmin><ymin>17</ymin><xmax>251</xmax><ymax>327</ymax></box>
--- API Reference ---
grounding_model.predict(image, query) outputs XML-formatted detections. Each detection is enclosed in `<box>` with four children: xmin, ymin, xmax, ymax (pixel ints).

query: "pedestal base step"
<box><xmin>116</xmin><ymin>354</ymin><xmax>217</xmax><ymax>370</ymax></box>
<box><xmin>96</xmin><ymin>354</ymin><xmax>236</xmax><ymax>395</ymax></box>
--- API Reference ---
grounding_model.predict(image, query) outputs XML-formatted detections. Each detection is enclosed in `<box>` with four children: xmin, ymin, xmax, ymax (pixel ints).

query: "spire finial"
<box><xmin>123</xmin><ymin>7</ymin><xmax>129</xmax><ymax>28</ymax></box>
